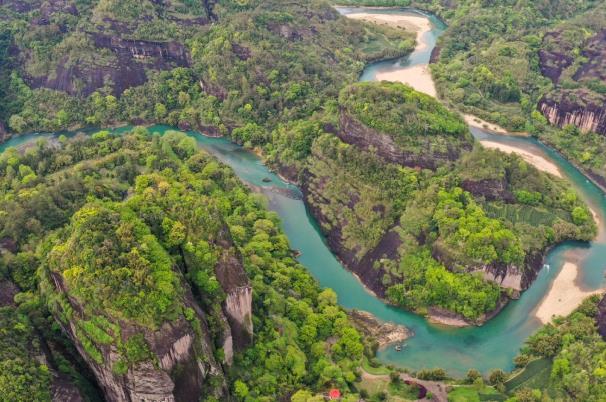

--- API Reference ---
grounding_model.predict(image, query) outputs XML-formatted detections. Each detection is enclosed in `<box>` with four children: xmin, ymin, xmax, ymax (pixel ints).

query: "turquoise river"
<box><xmin>2</xmin><ymin>7</ymin><xmax>606</xmax><ymax>377</ymax></box>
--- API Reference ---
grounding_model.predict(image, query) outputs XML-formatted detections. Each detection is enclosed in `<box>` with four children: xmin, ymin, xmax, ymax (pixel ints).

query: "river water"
<box><xmin>2</xmin><ymin>8</ymin><xmax>605</xmax><ymax>377</ymax></box>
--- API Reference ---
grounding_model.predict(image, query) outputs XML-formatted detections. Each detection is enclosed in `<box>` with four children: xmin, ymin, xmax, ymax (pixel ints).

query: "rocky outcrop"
<box><xmin>51</xmin><ymin>374</ymin><xmax>85</xmax><ymax>402</ymax></box>
<box><xmin>214</xmin><ymin>227</ymin><xmax>253</xmax><ymax>355</ymax></box>
<box><xmin>337</xmin><ymin>111</ymin><xmax>468</xmax><ymax>170</ymax></box>
<box><xmin>538</xmin><ymin>28</ymin><xmax>606</xmax><ymax>135</ymax></box>
<box><xmin>478</xmin><ymin>264</ymin><xmax>523</xmax><ymax>293</ymax></box>
<box><xmin>427</xmin><ymin>307</ymin><xmax>470</xmax><ymax>327</ymax></box>
<box><xmin>27</xmin><ymin>34</ymin><xmax>190</xmax><ymax>97</ymax></box>
<box><xmin>573</xmin><ymin>29</ymin><xmax>606</xmax><ymax>83</ymax></box>
<box><xmin>538</xmin><ymin>31</ymin><xmax>575</xmax><ymax>84</ymax></box>
<box><xmin>301</xmin><ymin>169</ymin><xmax>393</xmax><ymax>298</ymax></box>
<box><xmin>597</xmin><ymin>294</ymin><xmax>606</xmax><ymax>339</ymax></box>
<box><xmin>348</xmin><ymin>310</ymin><xmax>410</xmax><ymax>347</ymax></box>
<box><xmin>0</xmin><ymin>279</ymin><xmax>18</xmax><ymax>306</ymax></box>
<box><xmin>461</xmin><ymin>178</ymin><xmax>514</xmax><ymax>202</ymax></box>
<box><xmin>48</xmin><ymin>272</ymin><xmax>225</xmax><ymax>402</ymax></box>
<box><xmin>539</xmin><ymin>93</ymin><xmax>606</xmax><ymax>134</ymax></box>
<box><xmin>428</xmin><ymin>295</ymin><xmax>509</xmax><ymax>327</ymax></box>
<box><xmin>267</xmin><ymin>22</ymin><xmax>317</xmax><ymax>41</ymax></box>
<box><xmin>0</xmin><ymin>122</ymin><xmax>10</xmax><ymax>144</ymax></box>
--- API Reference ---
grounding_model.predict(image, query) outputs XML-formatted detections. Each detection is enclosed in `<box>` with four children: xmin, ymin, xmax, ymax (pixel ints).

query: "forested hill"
<box><xmin>0</xmin><ymin>128</ymin><xmax>369</xmax><ymax>401</ymax></box>
<box><xmin>304</xmin><ymin>81</ymin><xmax>595</xmax><ymax>323</ymax></box>
<box><xmin>0</xmin><ymin>0</ymin><xmax>414</xmax><ymax>137</ymax></box>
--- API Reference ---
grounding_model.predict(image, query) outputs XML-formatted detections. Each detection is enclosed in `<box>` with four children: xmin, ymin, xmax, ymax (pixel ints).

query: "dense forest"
<box><xmin>303</xmin><ymin>81</ymin><xmax>594</xmax><ymax>321</ymax></box>
<box><xmin>506</xmin><ymin>295</ymin><xmax>606</xmax><ymax>401</ymax></box>
<box><xmin>0</xmin><ymin>128</ymin><xmax>374</xmax><ymax>401</ymax></box>
<box><xmin>412</xmin><ymin>0</ymin><xmax>606</xmax><ymax>186</ymax></box>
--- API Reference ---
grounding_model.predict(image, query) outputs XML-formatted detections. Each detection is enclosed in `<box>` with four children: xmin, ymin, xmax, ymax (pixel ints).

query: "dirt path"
<box><xmin>359</xmin><ymin>369</ymin><xmax>448</xmax><ymax>401</ymax></box>
<box><xmin>400</xmin><ymin>373</ymin><xmax>449</xmax><ymax>402</ymax></box>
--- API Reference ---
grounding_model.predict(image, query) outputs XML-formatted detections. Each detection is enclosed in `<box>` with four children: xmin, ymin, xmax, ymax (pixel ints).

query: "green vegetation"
<box><xmin>421</xmin><ymin>0</ymin><xmax>606</xmax><ymax>182</ymax></box>
<box><xmin>448</xmin><ymin>385</ymin><xmax>506</xmax><ymax>402</ymax></box>
<box><xmin>0</xmin><ymin>0</ymin><xmax>413</xmax><ymax>137</ymax></box>
<box><xmin>305</xmin><ymin>82</ymin><xmax>594</xmax><ymax>321</ymax></box>
<box><xmin>0</xmin><ymin>306</ymin><xmax>51</xmax><ymax>402</ymax></box>
<box><xmin>339</xmin><ymin>82</ymin><xmax>469</xmax><ymax>139</ymax></box>
<box><xmin>507</xmin><ymin>295</ymin><xmax>606</xmax><ymax>401</ymax></box>
<box><xmin>0</xmin><ymin>128</ymin><xmax>375</xmax><ymax>400</ymax></box>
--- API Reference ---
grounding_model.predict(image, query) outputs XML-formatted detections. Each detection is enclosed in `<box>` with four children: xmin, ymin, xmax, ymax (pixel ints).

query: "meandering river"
<box><xmin>2</xmin><ymin>7</ymin><xmax>606</xmax><ymax>377</ymax></box>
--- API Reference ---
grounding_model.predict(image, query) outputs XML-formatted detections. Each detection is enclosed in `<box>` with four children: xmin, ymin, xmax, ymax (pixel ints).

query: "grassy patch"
<box><xmin>362</xmin><ymin>357</ymin><xmax>392</xmax><ymax>375</ymax></box>
<box><xmin>505</xmin><ymin>358</ymin><xmax>552</xmax><ymax>393</ymax></box>
<box><xmin>448</xmin><ymin>385</ymin><xmax>506</xmax><ymax>402</ymax></box>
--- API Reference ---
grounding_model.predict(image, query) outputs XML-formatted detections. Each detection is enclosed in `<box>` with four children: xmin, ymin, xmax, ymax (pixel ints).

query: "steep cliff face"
<box><xmin>538</xmin><ymin>28</ymin><xmax>606</xmax><ymax>134</ymax></box>
<box><xmin>539</xmin><ymin>92</ymin><xmax>606</xmax><ymax>134</ymax></box>
<box><xmin>6</xmin><ymin>0</ymin><xmax>215</xmax><ymax>98</ymax></box>
<box><xmin>48</xmin><ymin>272</ymin><xmax>225</xmax><ymax>402</ymax></box>
<box><xmin>301</xmin><ymin>153</ymin><xmax>396</xmax><ymax>298</ymax></box>
<box><xmin>597</xmin><ymin>294</ymin><xmax>606</xmax><ymax>339</ymax></box>
<box><xmin>213</xmin><ymin>227</ymin><xmax>253</xmax><ymax>361</ymax></box>
<box><xmin>26</xmin><ymin>34</ymin><xmax>191</xmax><ymax>97</ymax></box>
<box><xmin>337</xmin><ymin>110</ymin><xmax>467</xmax><ymax>170</ymax></box>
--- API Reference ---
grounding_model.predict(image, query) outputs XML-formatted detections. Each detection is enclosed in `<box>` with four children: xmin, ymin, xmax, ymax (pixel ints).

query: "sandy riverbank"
<box><xmin>375</xmin><ymin>64</ymin><xmax>436</xmax><ymax>97</ymax></box>
<box><xmin>535</xmin><ymin>262</ymin><xmax>604</xmax><ymax>324</ymax></box>
<box><xmin>345</xmin><ymin>12</ymin><xmax>437</xmax><ymax>97</ymax></box>
<box><xmin>464</xmin><ymin>114</ymin><xmax>509</xmax><ymax>134</ymax></box>
<box><xmin>346</xmin><ymin>12</ymin><xmax>431</xmax><ymax>50</ymax></box>
<box><xmin>480</xmin><ymin>140</ymin><xmax>563</xmax><ymax>178</ymax></box>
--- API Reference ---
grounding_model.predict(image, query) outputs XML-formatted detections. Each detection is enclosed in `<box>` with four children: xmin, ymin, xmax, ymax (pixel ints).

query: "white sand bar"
<box><xmin>480</xmin><ymin>141</ymin><xmax>563</xmax><ymax>178</ymax></box>
<box><xmin>345</xmin><ymin>12</ymin><xmax>437</xmax><ymax>97</ymax></box>
<box><xmin>346</xmin><ymin>13</ymin><xmax>431</xmax><ymax>50</ymax></box>
<box><xmin>535</xmin><ymin>263</ymin><xmax>604</xmax><ymax>324</ymax></box>
<box><xmin>464</xmin><ymin>114</ymin><xmax>509</xmax><ymax>134</ymax></box>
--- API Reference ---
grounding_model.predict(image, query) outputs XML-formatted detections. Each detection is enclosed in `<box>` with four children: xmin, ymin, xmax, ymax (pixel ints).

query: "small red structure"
<box><xmin>328</xmin><ymin>388</ymin><xmax>341</xmax><ymax>400</ymax></box>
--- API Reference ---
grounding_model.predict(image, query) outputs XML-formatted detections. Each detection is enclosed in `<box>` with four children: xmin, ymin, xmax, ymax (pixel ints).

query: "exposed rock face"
<box><xmin>0</xmin><ymin>279</ymin><xmax>18</xmax><ymax>306</ymax></box>
<box><xmin>573</xmin><ymin>29</ymin><xmax>606</xmax><ymax>83</ymax></box>
<box><xmin>301</xmin><ymin>168</ymin><xmax>394</xmax><ymax>298</ymax></box>
<box><xmin>538</xmin><ymin>31</ymin><xmax>575</xmax><ymax>84</ymax></box>
<box><xmin>27</xmin><ymin>34</ymin><xmax>191</xmax><ymax>97</ymax></box>
<box><xmin>461</xmin><ymin>178</ymin><xmax>514</xmax><ymax>202</ymax></box>
<box><xmin>214</xmin><ymin>227</ymin><xmax>253</xmax><ymax>354</ymax></box>
<box><xmin>266</xmin><ymin>23</ymin><xmax>317</xmax><ymax>41</ymax></box>
<box><xmin>348</xmin><ymin>310</ymin><xmax>410</xmax><ymax>347</ymax></box>
<box><xmin>538</xmin><ymin>28</ymin><xmax>606</xmax><ymax>135</ymax></box>
<box><xmin>597</xmin><ymin>294</ymin><xmax>606</xmax><ymax>339</ymax></box>
<box><xmin>52</xmin><ymin>374</ymin><xmax>85</xmax><ymax>402</ymax></box>
<box><xmin>428</xmin><ymin>295</ymin><xmax>509</xmax><ymax>327</ymax></box>
<box><xmin>539</xmin><ymin>93</ymin><xmax>606</xmax><ymax>134</ymax></box>
<box><xmin>48</xmin><ymin>272</ymin><xmax>225</xmax><ymax>402</ymax></box>
<box><xmin>337</xmin><ymin>111</ymin><xmax>468</xmax><ymax>170</ymax></box>
<box><xmin>0</xmin><ymin>122</ymin><xmax>10</xmax><ymax>144</ymax></box>
<box><xmin>478</xmin><ymin>264</ymin><xmax>523</xmax><ymax>292</ymax></box>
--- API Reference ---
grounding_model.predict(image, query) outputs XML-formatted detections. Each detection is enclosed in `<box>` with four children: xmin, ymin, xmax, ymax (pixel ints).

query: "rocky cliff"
<box><xmin>539</xmin><ymin>92</ymin><xmax>606</xmax><ymax>134</ymax></box>
<box><xmin>47</xmin><ymin>272</ymin><xmax>225</xmax><ymax>402</ymax></box>
<box><xmin>301</xmin><ymin>159</ymin><xmax>396</xmax><ymax>298</ymax></box>
<box><xmin>27</xmin><ymin>33</ymin><xmax>191</xmax><ymax>97</ymax></box>
<box><xmin>213</xmin><ymin>227</ymin><xmax>253</xmax><ymax>363</ymax></box>
<box><xmin>538</xmin><ymin>28</ymin><xmax>606</xmax><ymax>134</ymax></box>
<box><xmin>6</xmin><ymin>0</ymin><xmax>215</xmax><ymax>97</ymax></box>
<box><xmin>473</xmin><ymin>251</ymin><xmax>544</xmax><ymax>295</ymax></box>
<box><xmin>337</xmin><ymin>110</ymin><xmax>468</xmax><ymax>170</ymax></box>
<box><xmin>348</xmin><ymin>310</ymin><xmax>410</xmax><ymax>347</ymax></box>
<box><xmin>597</xmin><ymin>294</ymin><xmax>606</xmax><ymax>339</ymax></box>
